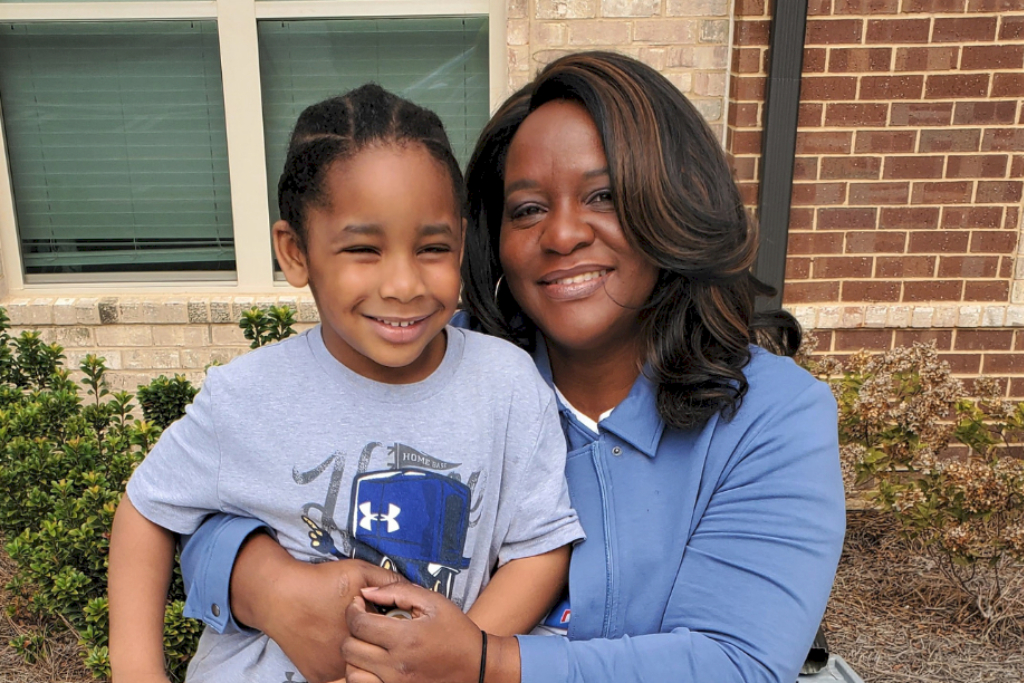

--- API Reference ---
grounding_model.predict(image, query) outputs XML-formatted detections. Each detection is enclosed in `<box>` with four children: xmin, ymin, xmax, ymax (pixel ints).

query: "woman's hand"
<box><xmin>343</xmin><ymin>584</ymin><xmax>521</xmax><ymax>683</ymax></box>
<box><xmin>230</xmin><ymin>533</ymin><xmax>405</xmax><ymax>683</ymax></box>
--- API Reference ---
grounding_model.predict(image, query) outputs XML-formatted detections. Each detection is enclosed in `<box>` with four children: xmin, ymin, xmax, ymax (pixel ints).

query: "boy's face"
<box><xmin>275</xmin><ymin>143</ymin><xmax>463</xmax><ymax>384</ymax></box>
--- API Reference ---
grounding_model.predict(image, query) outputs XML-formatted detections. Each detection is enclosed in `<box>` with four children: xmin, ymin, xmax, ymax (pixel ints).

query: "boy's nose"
<box><xmin>379</xmin><ymin>258</ymin><xmax>428</xmax><ymax>302</ymax></box>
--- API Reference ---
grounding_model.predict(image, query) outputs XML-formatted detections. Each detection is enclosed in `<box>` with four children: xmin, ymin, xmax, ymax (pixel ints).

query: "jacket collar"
<box><xmin>532</xmin><ymin>338</ymin><xmax>664</xmax><ymax>459</ymax></box>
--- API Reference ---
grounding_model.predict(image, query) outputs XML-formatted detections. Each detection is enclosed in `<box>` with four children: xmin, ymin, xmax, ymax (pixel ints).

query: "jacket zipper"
<box><xmin>592</xmin><ymin>442</ymin><xmax>615</xmax><ymax>637</ymax></box>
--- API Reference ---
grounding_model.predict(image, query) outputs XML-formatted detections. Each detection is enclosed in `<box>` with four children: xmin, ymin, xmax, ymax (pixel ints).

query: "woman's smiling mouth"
<box><xmin>539</xmin><ymin>268</ymin><xmax>612</xmax><ymax>300</ymax></box>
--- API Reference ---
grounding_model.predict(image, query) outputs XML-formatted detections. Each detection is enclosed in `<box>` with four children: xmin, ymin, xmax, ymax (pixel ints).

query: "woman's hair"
<box><xmin>462</xmin><ymin>51</ymin><xmax>799</xmax><ymax>431</ymax></box>
<box><xmin>278</xmin><ymin>83</ymin><xmax>466</xmax><ymax>251</ymax></box>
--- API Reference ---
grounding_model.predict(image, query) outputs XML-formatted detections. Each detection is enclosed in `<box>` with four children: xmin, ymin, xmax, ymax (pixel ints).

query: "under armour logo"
<box><xmin>358</xmin><ymin>502</ymin><xmax>401</xmax><ymax>533</ymax></box>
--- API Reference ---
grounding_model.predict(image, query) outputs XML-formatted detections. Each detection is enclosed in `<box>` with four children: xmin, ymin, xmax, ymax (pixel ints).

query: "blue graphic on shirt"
<box><xmin>347</xmin><ymin>469</ymin><xmax>472</xmax><ymax>598</ymax></box>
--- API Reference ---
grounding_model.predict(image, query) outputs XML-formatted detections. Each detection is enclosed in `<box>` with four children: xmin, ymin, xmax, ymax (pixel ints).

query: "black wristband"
<box><xmin>479</xmin><ymin>630</ymin><xmax>488</xmax><ymax>683</ymax></box>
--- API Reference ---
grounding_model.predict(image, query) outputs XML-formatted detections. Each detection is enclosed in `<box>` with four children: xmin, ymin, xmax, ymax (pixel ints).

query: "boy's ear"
<box><xmin>273</xmin><ymin>220</ymin><xmax>310</xmax><ymax>289</ymax></box>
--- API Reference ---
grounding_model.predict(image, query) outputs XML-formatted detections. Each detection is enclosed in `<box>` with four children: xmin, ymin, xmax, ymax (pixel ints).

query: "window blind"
<box><xmin>0</xmin><ymin>21</ymin><xmax>234</xmax><ymax>279</ymax></box>
<box><xmin>258</xmin><ymin>16</ymin><xmax>489</xmax><ymax>226</ymax></box>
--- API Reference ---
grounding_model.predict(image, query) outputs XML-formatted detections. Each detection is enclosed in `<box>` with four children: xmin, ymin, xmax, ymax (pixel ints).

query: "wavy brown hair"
<box><xmin>462</xmin><ymin>51</ymin><xmax>796</xmax><ymax>430</ymax></box>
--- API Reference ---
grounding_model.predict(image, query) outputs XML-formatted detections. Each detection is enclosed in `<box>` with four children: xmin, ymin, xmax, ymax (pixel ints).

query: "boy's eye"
<box><xmin>421</xmin><ymin>244</ymin><xmax>452</xmax><ymax>254</ymax></box>
<box><xmin>341</xmin><ymin>245</ymin><xmax>379</xmax><ymax>255</ymax></box>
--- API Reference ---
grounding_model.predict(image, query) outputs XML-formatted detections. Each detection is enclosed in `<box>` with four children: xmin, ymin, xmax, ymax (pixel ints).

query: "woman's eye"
<box><xmin>508</xmin><ymin>204</ymin><xmax>544</xmax><ymax>220</ymax></box>
<box><xmin>591</xmin><ymin>190</ymin><xmax>614</xmax><ymax>205</ymax></box>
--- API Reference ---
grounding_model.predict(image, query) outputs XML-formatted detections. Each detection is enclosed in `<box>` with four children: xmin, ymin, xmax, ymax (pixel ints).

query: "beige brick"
<box><xmin>842</xmin><ymin>306</ymin><xmax>865</xmax><ymax>328</ymax></box>
<box><xmin>75</xmin><ymin>298</ymin><xmax>102</xmax><ymax>325</ymax></box>
<box><xmin>911</xmin><ymin>307</ymin><xmax>934</xmax><ymax>328</ymax></box>
<box><xmin>65</xmin><ymin>348</ymin><xmax>123</xmax><ymax>371</ymax></box>
<box><xmin>665</xmin><ymin>72</ymin><xmax>694</xmax><ymax>93</ymax></box>
<box><xmin>53</xmin><ymin>298</ymin><xmax>77</xmax><ymax>326</ymax></box>
<box><xmin>123</xmin><ymin>348</ymin><xmax>182</xmax><ymax>370</ymax></box>
<box><xmin>633</xmin><ymin>18</ymin><xmax>697</xmax><ymax>43</ymax></box>
<box><xmin>118</xmin><ymin>300</ymin><xmax>145</xmax><ymax>324</ymax></box>
<box><xmin>635</xmin><ymin>46</ymin><xmax>669</xmax><ymax>70</ymax></box>
<box><xmin>700</xmin><ymin>19</ymin><xmax>729</xmax><ymax>43</ymax></box>
<box><xmin>188</xmin><ymin>299</ymin><xmax>210</xmax><ymax>324</ymax></box>
<box><xmin>231</xmin><ymin>297</ymin><xmax>256</xmax><ymax>321</ymax></box>
<box><xmin>568</xmin><ymin>20</ymin><xmax>631</xmax><ymax>45</ymax></box>
<box><xmin>4</xmin><ymin>298</ymin><xmax>31</xmax><ymax>326</ymax></box>
<box><xmin>212</xmin><ymin>325</ymin><xmax>249</xmax><ymax>346</ymax></box>
<box><xmin>510</xmin><ymin>70</ymin><xmax>532</xmax><ymax>90</ymax></box>
<box><xmin>182</xmin><ymin>348</ymin><xmax>214</xmax><ymax>369</ymax></box>
<box><xmin>211</xmin><ymin>348</ymin><xmax>247</xmax><ymax>365</ymax></box>
<box><xmin>692</xmin><ymin>97</ymin><xmax>723</xmax><ymax>122</ymax></box>
<box><xmin>865</xmin><ymin>305</ymin><xmax>888</xmax><ymax>327</ymax></box>
<box><xmin>983</xmin><ymin>306</ymin><xmax>1006</xmax><ymax>327</ymax></box>
<box><xmin>708</xmin><ymin>123</ymin><xmax>724</xmax><ymax>143</ymax></box>
<box><xmin>508</xmin><ymin>0</ymin><xmax>527</xmax><ymax>18</ymax></box>
<box><xmin>536</xmin><ymin>0</ymin><xmax>598</xmax><ymax>19</ymax></box>
<box><xmin>791</xmin><ymin>306</ymin><xmax>817</xmax><ymax>329</ymax></box>
<box><xmin>298</xmin><ymin>300</ymin><xmax>321</xmax><ymax>323</ymax></box>
<box><xmin>1013</xmin><ymin>281</ymin><xmax>1024</xmax><ymax>305</ymax></box>
<box><xmin>152</xmin><ymin>325</ymin><xmax>211</xmax><ymax>347</ymax></box>
<box><xmin>1007</xmin><ymin>305</ymin><xmax>1024</xmax><ymax>326</ymax></box>
<box><xmin>694</xmin><ymin>72</ymin><xmax>726</xmax><ymax>97</ymax></box>
<box><xmin>958</xmin><ymin>305</ymin><xmax>982</xmax><ymax>327</ymax></box>
<box><xmin>50</xmin><ymin>326</ymin><xmax>94</xmax><ymax>348</ymax></box>
<box><xmin>156</xmin><ymin>299</ymin><xmax>189</xmax><ymax>324</ymax></box>
<box><xmin>532</xmin><ymin>21</ymin><xmax>568</xmax><ymax>46</ymax></box>
<box><xmin>509</xmin><ymin>46</ymin><xmax>531</xmax><ymax>74</ymax></box>
<box><xmin>887</xmin><ymin>305</ymin><xmax>912</xmax><ymax>327</ymax></box>
<box><xmin>533</xmin><ymin>49</ymin><xmax>575</xmax><ymax>68</ymax></box>
<box><xmin>508</xmin><ymin>19</ymin><xmax>529</xmax><ymax>45</ymax></box>
<box><xmin>108</xmin><ymin>372</ymin><xmax>163</xmax><ymax>393</ymax></box>
<box><xmin>96</xmin><ymin>325</ymin><xmax>154</xmax><ymax>347</ymax></box>
<box><xmin>667</xmin><ymin>0</ymin><xmax>727</xmax><ymax>15</ymax></box>
<box><xmin>668</xmin><ymin>45</ymin><xmax>729</xmax><ymax>69</ymax></box>
<box><xmin>818</xmin><ymin>306</ymin><xmax>841</xmax><ymax>328</ymax></box>
<box><xmin>210</xmin><ymin>298</ymin><xmax>233</xmax><ymax>324</ymax></box>
<box><xmin>254</xmin><ymin>296</ymin><xmax>279</xmax><ymax>312</ymax></box>
<box><xmin>602</xmin><ymin>0</ymin><xmax>660</xmax><ymax>16</ymax></box>
<box><xmin>933</xmin><ymin>306</ymin><xmax>957</xmax><ymax>328</ymax></box>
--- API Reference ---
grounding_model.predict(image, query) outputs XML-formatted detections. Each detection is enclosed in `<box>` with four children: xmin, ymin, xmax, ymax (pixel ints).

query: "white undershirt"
<box><xmin>554</xmin><ymin>385</ymin><xmax>614</xmax><ymax>434</ymax></box>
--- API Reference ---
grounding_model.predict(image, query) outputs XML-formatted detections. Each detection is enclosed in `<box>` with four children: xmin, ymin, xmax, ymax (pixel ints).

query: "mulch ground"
<box><xmin>1</xmin><ymin>511</ymin><xmax>1022</xmax><ymax>682</ymax></box>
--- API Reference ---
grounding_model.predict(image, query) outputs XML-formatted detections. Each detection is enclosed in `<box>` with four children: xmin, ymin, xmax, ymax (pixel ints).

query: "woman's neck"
<box><xmin>546</xmin><ymin>339</ymin><xmax>644</xmax><ymax>423</ymax></box>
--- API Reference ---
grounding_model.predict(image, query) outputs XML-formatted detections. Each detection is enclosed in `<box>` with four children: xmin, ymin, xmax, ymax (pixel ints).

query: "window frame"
<box><xmin>0</xmin><ymin>0</ymin><xmax>505</xmax><ymax>294</ymax></box>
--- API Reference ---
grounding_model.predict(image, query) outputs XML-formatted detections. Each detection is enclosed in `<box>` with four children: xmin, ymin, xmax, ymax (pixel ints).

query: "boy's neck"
<box><xmin>320</xmin><ymin>326</ymin><xmax>449</xmax><ymax>385</ymax></box>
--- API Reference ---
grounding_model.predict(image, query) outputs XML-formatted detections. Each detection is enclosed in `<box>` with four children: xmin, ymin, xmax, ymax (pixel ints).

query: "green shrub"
<box><xmin>0</xmin><ymin>309</ymin><xmax>202</xmax><ymax>680</ymax></box>
<box><xmin>137</xmin><ymin>375</ymin><xmax>200</xmax><ymax>430</ymax></box>
<box><xmin>239</xmin><ymin>304</ymin><xmax>297</xmax><ymax>349</ymax></box>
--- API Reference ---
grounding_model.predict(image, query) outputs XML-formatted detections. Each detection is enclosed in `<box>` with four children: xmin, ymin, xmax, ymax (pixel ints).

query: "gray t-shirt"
<box><xmin>127</xmin><ymin>325</ymin><xmax>583</xmax><ymax>683</ymax></box>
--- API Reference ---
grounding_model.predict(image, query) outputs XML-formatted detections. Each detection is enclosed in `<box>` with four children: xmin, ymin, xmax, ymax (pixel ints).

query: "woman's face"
<box><xmin>499</xmin><ymin>100</ymin><xmax>659</xmax><ymax>356</ymax></box>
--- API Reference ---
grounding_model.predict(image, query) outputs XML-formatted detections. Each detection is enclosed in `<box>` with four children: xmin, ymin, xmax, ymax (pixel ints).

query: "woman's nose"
<box><xmin>538</xmin><ymin>206</ymin><xmax>594</xmax><ymax>255</ymax></box>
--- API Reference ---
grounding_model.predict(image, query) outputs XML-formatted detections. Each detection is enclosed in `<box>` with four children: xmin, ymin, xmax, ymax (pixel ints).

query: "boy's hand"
<box><xmin>232</xmin><ymin>534</ymin><xmax>405</xmax><ymax>683</ymax></box>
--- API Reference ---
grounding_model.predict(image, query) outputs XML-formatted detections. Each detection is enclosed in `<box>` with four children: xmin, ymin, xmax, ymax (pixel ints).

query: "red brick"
<box><xmin>1005</xmin><ymin>206</ymin><xmax>1020</xmax><ymax>229</ymax></box>
<box><xmin>855</xmin><ymin>130</ymin><xmax>917</xmax><ymax>153</ymax></box>
<box><xmin>866</xmin><ymin>19</ymin><xmax>930</xmax><ymax>43</ymax></box>
<box><xmin>963</xmin><ymin>280</ymin><xmax>1010</xmax><ymax>301</ymax></box>
<box><xmin>942</xmin><ymin>207</ymin><xmax>1004</xmax><ymax>229</ymax></box>
<box><xmin>799</xmin><ymin>103</ymin><xmax>824</xmax><ymax>127</ymax></box>
<box><xmin>821</xmin><ymin>156</ymin><xmax>881</xmax><ymax>179</ymax></box>
<box><xmin>911</xmin><ymin>181</ymin><xmax>973</xmax><ymax>204</ymax></box>
<box><xmin>1013</xmin><ymin>156</ymin><xmax>1024</xmax><ymax>178</ymax></box>
<box><xmin>732</xmin><ymin>76</ymin><xmax>766</xmax><ymax>102</ymax></box>
<box><xmin>962</xmin><ymin>45</ymin><xmax>1024</xmax><ymax>71</ymax></box>
<box><xmin>828</xmin><ymin>47</ymin><xmax>892</xmax><ymax>72</ymax></box>
<box><xmin>901</xmin><ymin>0</ymin><xmax>965</xmax><ymax>10</ymax></box>
<box><xmin>938</xmin><ymin>255</ymin><xmax>999</xmax><ymax>278</ymax></box>
<box><xmin>733</xmin><ymin>48</ymin><xmax>764</xmax><ymax>74</ymax></box>
<box><xmin>738</xmin><ymin>182</ymin><xmax>759</xmax><ymax>205</ymax></box>
<box><xmin>952</xmin><ymin>102</ymin><xmax>1017</xmax><ymax>126</ymax></box>
<box><xmin>729</xmin><ymin>102</ymin><xmax>760</xmax><ymax>127</ymax></box>
<box><xmin>976</xmin><ymin>181</ymin><xmax>1023</xmax><ymax>204</ymax></box>
<box><xmin>889</xmin><ymin>103</ymin><xmax>953</xmax><ymax>127</ymax></box>
<box><xmin>845</xmin><ymin>231</ymin><xmax>907</xmax><ymax>253</ymax></box>
<box><xmin>834</xmin><ymin>329</ymin><xmax>895</xmax><ymax>351</ymax></box>
<box><xmin>731</xmin><ymin>130</ymin><xmax>763</xmax><ymax>154</ymax></box>
<box><xmin>883</xmin><ymin>156</ymin><xmax>945</xmax><ymax>180</ymax></box>
<box><xmin>785</xmin><ymin>282</ymin><xmax>840</xmax><ymax>303</ymax></box>
<box><xmin>896</xmin><ymin>330</ymin><xmax>953</xmax><ymax>349</ymax></box>
<box><xmin>894</xmin><ymin>47</ymin><xmax>959</xmax><ymax>72</ymax></box>
<box><xmin>791</xmin><ymin>182</ymin><xmax>847</xmax><ymax>205</ymax></box>
<box><xmin>813</xmin><ymin>256</ymin><xmax>873</xmax><ymax>278</ymax></box>
<box><xmin>735</xmin><ymin>0</ymin><xmax>767</xmax><ymax>16</ymax></box>
<box><xmin>793</xmin><ymin>157</ymin><xmax>819</xmax><ymax>181</ymax></box>
<box><xmin>796</xmin><ymin>131</ymin><xmax>853</xmax><ymax>154</ymax></box>
<box><xmin>801</xmin><ymin>76</ymin><xmax>858</xmax><ymax>100</ymax></box>
<box><xmin>806</xmin><ymin>19</ymin><xmax>864</xmax><ymax>45</ymax></box>
<box><xmin>946</xmin><ymin>155</ymin><xmax>1009</xmax><ymax>179</ymax></box>
<box><xmin>919</xmin><ymin>129</ymin><xmax>981</xmax><ymax>153</ymax></box>
<box><xmin>933</xmin><ymin>17</ymin><xmax>998</xmax><ymax>42</ymax></box>
<box><xmin>1000</xmin><ymin>17</ymin><xmax>1024</xmax><ymax>40</ymax></box>
<box><xmin>849</xmin><ymin>182</ymin><xmax>910</xmax><ymax>205</ymax></box>
<box><xmin>925</xmin><ymin>74</ymin><xmax>990</xmax><ymax>99</ymax></box>
<box><xmin>734</xmin><ymin>20</ymin><xmax>770</xmax><ymax>46</ymax></box>
<box><xmin>841</xmin><ymin>280</ymin><xmax>902</xmax><ymax>302</ymax></box>
<box><xmin>983</xmin><ymin>354</ymin><xmax>1024</xmax><ymax>374</ymax></box>
<box><xmin>786</xmin><ymin>258</ymin><xmax>811</xmax><ymax>279</ymax></box>
<box><xmin>1001</xmin><ymin>255</ymin><xmax>1015</xmax><ymax>278</ymax></box>
<box><xmin>971</xmin><ymin>231</ymin><xmax>1018</xmax><ymax>253</ymax></box>
<box><xmin>1016</xmin><ymin>329</ymin><xmax>1024</xmax><ymax>351</ymax></box>
<box><xmin>982</xmin><ymin>129</ymin><xmax>1024</xmax><ymax>152</ymax></box>
<box><xmin>903</xmin><ymin>280</ymin><xmax>963</xmax><ymax>301</ymax></box>
<box><xmin>969</xmin><ymin>0</ymin><xmax>1024</xmax><ymax>9</ymax></box>
<box><xmin>730</xmin><ymin>156</ymin><xmax>757</xmax><ymax>181</ymax></box>
<box><xmin>1009</xmin><ymin>378</ymin><xmax>1024</xmax><ymax>397</ymax></box>
<box><xmin>808</xmin><ymin>0</ymin><xmax>833</xmax><ymax>13</ymax></box>
<box><xmin>836</xmin><ymin>0</ymin><xmax>899</xmax><ymax>10</ymax></box>
<box><xmin>861</xmin><ymin>75</ymin><xmax>925</xmax><ymax>100</ymax></box>
<box><xmin>942</xmin><ymin>354</ymin><xmax>982</xmax><ymax>375</ymax></box>
<box><xmin>803</xmin><ymin>48</ymin><xmax>827</xmax><ymax>73</ymax></box>
<box><xmin>824</xmin><ymin>103</ymin><xmax>889</xmax><ymax>127</ymax></box>
<box><xmin>817</xmin><ymin>207</ymin><xmax>878</xmax><ymax>230</ymax></box>
<box><xmin>991</xmin><ymin>74</ymin><xmax>1024</xmax><ymax>97</ymax></box>
<box><xmin>881</xmin><ymin>207</ymin><xmax>940</xmax><ymax>229</ymax></box>
<box><xmin>790</xmin><ymin>208</ymin><xmax>815</xmax><ymax>229</ymax></box>
<box><xmin>877</xmin><ymin>255</ymin><xmax>935</xmax><ymax>277</ymax></box>
<box><xmin>788</xmin><ymin>231</ymin><xmax>844</xmax><ymax>254</ymax></box>
<box><xmin>908</xmin><ymin>231</ymin><xmax>970</xmax><ymax>252</ymax></box>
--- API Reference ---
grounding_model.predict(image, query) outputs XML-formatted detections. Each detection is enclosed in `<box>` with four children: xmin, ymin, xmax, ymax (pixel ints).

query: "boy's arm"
<box><xmin>466</xmin><ymin>545</ymin><xmax>570</xmax><ymax>636</ymax></box>
<box><xmin>109</xmin><ymin>496</ymin><xmax>176</xmax><ymax>683</ymax></box>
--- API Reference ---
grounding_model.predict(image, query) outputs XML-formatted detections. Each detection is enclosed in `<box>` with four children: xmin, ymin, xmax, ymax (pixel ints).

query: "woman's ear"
<box><xmin>273</xmin><ymin>220</ymin><xmax>309</xmax><ymax>289</ymax></box>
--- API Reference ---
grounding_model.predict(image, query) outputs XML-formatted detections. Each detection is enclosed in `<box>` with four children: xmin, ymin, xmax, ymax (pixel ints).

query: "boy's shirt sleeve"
<box><xmin>497</xmin><ymin>384</ymin><xmax>585</xmax><ymax>566</ymax></box>
<box><xmin>126</xmin><ymin>369</ymin><xmax>224</xmax><ymax>535</ymax></box>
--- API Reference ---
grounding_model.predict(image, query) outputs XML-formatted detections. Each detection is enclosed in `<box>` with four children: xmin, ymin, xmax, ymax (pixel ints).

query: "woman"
<box><xmin>180</xmin><ymin>51</ymin><xmax>845</xmax><ymax>683</ymax></box>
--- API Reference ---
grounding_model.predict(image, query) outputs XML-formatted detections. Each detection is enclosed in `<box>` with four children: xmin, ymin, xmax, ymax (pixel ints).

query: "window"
<box><xmin>0</xmin><ymin>0</ymin><xmax>502</xmax><ymax>291</ymax></box>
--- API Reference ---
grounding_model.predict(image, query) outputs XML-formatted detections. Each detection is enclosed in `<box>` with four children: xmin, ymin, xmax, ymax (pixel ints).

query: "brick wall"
<box><xmin>508</xmin><ymin>0</ymin><xmax>732</xmax><ymax>139</ymax></box>
<box><xmin>728</xmin><ymin>0</ymin><xmax>1024</xmax><ymax>396</ymax></box>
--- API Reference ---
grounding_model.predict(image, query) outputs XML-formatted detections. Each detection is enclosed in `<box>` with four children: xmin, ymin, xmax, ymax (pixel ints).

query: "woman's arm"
<box><xmin>343</xmin><ymin>380</ymin><xmax>846</xmax><ymax>683</ymax></box>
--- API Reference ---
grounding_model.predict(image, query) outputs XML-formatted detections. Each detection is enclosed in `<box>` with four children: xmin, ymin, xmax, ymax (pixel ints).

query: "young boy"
<box><xmin>108</xmin><ymin>86</ymin><xmax>583</xmax><ymax>683</ymax></box>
